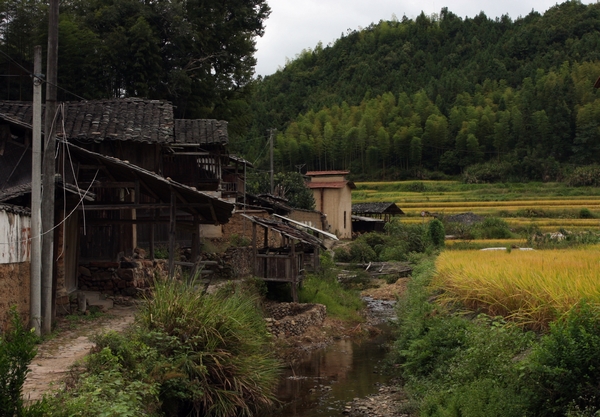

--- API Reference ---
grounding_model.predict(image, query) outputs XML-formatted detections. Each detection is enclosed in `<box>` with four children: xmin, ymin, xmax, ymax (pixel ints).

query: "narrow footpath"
<box><xmin>22</xmin><ymin>305</ymin><xmax>137</xmax><ymax>403</ymax></box>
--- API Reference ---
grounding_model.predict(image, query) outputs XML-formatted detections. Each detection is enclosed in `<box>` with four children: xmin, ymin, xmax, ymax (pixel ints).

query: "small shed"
<box><xmin>352</xmin><ymin>202</ymin><xmax>405</xmax><ymax>222</ymax></box>
<box><xmin>351</xmin><ymin>202</ymin><xmax>404</xmax><ymax>235</ymax></box>
<box><xmin>243</xmin><ymin>214</ymin><xmax>324</xmax><ymax>302</ymax></box>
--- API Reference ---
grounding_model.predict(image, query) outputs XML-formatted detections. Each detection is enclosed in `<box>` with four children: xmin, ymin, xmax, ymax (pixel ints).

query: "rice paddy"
<box><xmin>353</xmin><ymin>181</ymin><xmax>600</xmax><ymax>326</ymax></box>
<box><xmin>433</xmin><ymin>248</ymin><xmax>600</xmax><ymax>329</ymax></box>
<box><xmin>354</xmin><ymin>180</ymin><xmax>600</xmax><ymax>233</ymax></box>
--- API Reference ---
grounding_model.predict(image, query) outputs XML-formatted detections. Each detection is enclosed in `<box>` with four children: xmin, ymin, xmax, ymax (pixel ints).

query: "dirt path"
<box><xmin>22</xmin><ymin>305</ymin><xmax>137</xmax><ymax>403</ymax></box>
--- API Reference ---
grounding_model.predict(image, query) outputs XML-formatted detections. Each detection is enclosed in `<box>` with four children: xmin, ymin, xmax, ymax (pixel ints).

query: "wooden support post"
<box><xmin>252</xmin><ymin>222</ymin><xmax>257</xmax><ymax>277</ymax></box>
<box><xmin>168</xmin><ymin>191</ymin><xmax>176</xmax><ymax>278</ymax></box>
<box><xmin>290</xmin><ymin>240</ymin><xmax>297</xmax><ymax>302</ymax></box>
<box><xmin>191</xmin><ymin>215</ymin><xmax>200</xmax><ymax>264</ymax></box>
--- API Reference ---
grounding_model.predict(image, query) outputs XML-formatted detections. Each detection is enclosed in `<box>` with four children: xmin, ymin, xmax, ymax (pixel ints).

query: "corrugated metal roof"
<box><xmin>241</xmin><ymin>214</ymin><xmax>325</xmax><ymax>248</ymax></box>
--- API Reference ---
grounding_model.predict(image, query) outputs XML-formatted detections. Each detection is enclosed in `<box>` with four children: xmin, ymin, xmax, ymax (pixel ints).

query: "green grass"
<box><xmin>299</xmin><ymin>267</ymin><xmax>364</xmax><ymax>322</ymax></box>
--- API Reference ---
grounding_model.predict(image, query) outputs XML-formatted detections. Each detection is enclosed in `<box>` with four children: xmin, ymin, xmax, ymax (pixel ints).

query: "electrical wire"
<box><xmin>0</xmin><ymin>49</ymin><xmax>88</xmax><ymax>101</ymax></box>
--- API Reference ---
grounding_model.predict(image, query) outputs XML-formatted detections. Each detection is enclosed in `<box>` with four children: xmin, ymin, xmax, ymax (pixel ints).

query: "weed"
<box><xmin>0</xmin><ymin>307</ymin><xmax>38</xmax><ymax>417</ymax></box>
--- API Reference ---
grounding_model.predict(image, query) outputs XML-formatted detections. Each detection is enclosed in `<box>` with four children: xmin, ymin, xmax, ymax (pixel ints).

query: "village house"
<box><xmin>305</xmin><ymin>170</ymin><xmax>355</xmax><ymax>239</ymax></box>
<box><xmin>0</xmin><ymin>98</ymin><xmax>235</xmax><ymax>325</ymax></box>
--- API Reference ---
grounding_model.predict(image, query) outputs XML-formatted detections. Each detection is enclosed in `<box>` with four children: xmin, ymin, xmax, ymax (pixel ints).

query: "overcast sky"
<box><xmin>254</xmin><ymin>0</ymin><xmax>597</xmax><ymax>77</ymax></box>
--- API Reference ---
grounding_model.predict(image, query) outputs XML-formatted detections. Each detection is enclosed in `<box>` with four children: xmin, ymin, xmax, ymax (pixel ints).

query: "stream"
<box><xmin>273</xmin><ymin>297</ymin><xmax>397</xmax><ymax>417</ymax></box>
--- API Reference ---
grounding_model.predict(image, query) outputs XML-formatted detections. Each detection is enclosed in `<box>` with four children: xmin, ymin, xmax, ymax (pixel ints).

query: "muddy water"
<box><xmin>273</xmin><ymin>298</ymin><xmax>396</xmax><ymax>417</ymax></box>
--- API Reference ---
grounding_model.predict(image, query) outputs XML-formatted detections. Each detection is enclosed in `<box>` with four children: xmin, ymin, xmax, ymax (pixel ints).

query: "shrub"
<box><xmin>567</xmin><ymin>165</ymin><xmax>600</xmax><ymax>187</ymax></box>
<box><xmin>526</xmin><ymin>303</ymin><xmax>600</xmax><ymax>417</ymax></box>
<box><xmin>349</xmin><ymin>241</ymin><xmax>377</xmax><ymax>263</ymax></box>
<box><xmin>0</xmin><ymin>307</ymin><xmax>37</xmax><ymax>417</ymax></box>
<box><xmin>579</xmin><ymin>208</ymin><xmax>595</xmax><ymax>219</ymax></box>
<box><xmin>472</xmin><ymin>217</ymin><xmax>513</xmax><ymax>239</ymax></box>
<box><xmin>427</xmin><ymin>219</ymin><xmax>445</xmax><ymax>248</ymax></box>
<box><xmin>463</xmin><ymin>161</ymin><xmax>513</xmax><ymax>184</ymax></box>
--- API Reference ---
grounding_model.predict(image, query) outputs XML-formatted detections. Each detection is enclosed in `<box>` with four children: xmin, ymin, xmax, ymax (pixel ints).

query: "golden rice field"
<box><xmin>354</xmin><ymin>180</ymin><xmax>600</xmax><ymax>233</ymax></box>
<box><xmin>433</xmin><ymin>248</ymin><xmax>600</xmax><ymax>329</ymax></box>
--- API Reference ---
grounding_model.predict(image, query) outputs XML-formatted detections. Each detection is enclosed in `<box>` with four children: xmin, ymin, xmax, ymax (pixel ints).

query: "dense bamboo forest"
<box><xmin>243</xmin><ymin>1</ymin><xmax>600</xmax><ymax>181</ymax></box>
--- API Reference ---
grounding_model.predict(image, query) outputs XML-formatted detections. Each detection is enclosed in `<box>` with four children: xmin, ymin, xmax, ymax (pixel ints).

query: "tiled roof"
<box><xmin>174</xmin><ymin>119</ymin><xmax>228</xmax><ymax>145</ymax></box>
<box><xmin>0</xmin><ymin>98</ymin><xmax>174</xmax><ymax>143</ymax></box>
<box><xmin>305</xmin><ymin>170</ymin><xmax>350</xmax><ymax>176</ymax></box>
<box><xmin>307</xmin><ymin>181</ymin><xmax>348</xmax><ymax>189</ymax></box>
<box><xmin>352</xmin><ymin>202</ymin><xmax>405</xmax><ymax>215</ymax></box>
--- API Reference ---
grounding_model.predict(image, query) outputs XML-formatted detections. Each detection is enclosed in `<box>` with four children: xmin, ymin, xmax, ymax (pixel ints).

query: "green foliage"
<box><xmin>568</xmin><ymin>166</ymin><xmax>600</xmax><ymax>187</ymax></box>
<box><xmin>472</xmin><ymin>217</ymin><xmax>513</xmax><ymax>239</ymax></box>
<box><xmin>427</xmin><ymin>219</ymin><xmax>445</xmax><ymax>248</ymax></box>
<box><xmin>41</xmin><ymin>344</ymin><xmax>160</xmax><ymax>417</ymax></box>
<box><xmin>42</xmin><ymin>280</ymin><xmax>281</xmax><ymax>417</ymax></box>
<box><xmin>390</xmin><ymin>257</ymin><xmax>535</xmax><ymax>417</ymax></box>
<box><xmin>0</xmin><ymin>308</ymin><xmax>37</xmax><ymax>417</ymax></box>
<box><xmin>579</xmin><ymin>208</ymin><xmax>595</xmax><ymax>219</ymax></box>
<box><xmin>137</xmin><ymin>278</ymin><xmax>281</xmax><ymax>416</ymax></box>
<box><xmin>228</xmin><ymin>233</ymin><xmax>251</xmax><ymax>247</ymax></box>
<box><xmin>526</xmin><ymin>303</ymin><xmax>600</xmax><ymax>416</ymax></box>
<box><xmin>299</xmin><ymin>269</ymin><xmax>363</xmax><ymax>322</ymax></box>
<box><xmin>246</xmin><ymin>171</ymin><xmax>315</xmax><ymax>210</ymax></box>
<box><xmin>463</xmin><ymin>162</ymin><xmax>514</xmax><ymax>184</ymax></box>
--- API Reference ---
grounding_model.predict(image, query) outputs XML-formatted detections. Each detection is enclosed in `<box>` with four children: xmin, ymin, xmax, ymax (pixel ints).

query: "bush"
<box><xmin>463</xmin><ymin>161</ymin><xmax>514</xmax><ymax>184</ymax></box>
<box><xmin>579</xmin><ymin>208</ymin><xmax>595</xmax><ymax>219</ymax></box>
<box><xmin>427</xmin><ymin>219</ymin><xmax>445</xmax><ymax>248</ymax></box>
<box><xmin>472</xmin><ymin>217</ymin><xmax>513</xmax><ymax>239</ymax></box>
<box><xmin>567</xmin><ymin>165</ymin><xmax>600</xmax><ymax>187</ymax></box>
<box><xmin>0</xmin><ymin>307</ymin><xmax>37</xmax><ymax>417</ymax></box>
<box><xmin>526</xmin><ymin>303</ymin><xmax>600</xmax><ymax>417</ymax></box>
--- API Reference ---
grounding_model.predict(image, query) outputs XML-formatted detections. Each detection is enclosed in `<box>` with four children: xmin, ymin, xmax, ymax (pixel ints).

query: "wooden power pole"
<box><xmin>42</xmin><ymin>0</ymin><xmax>58</xmax><ymax>335</ymax></box>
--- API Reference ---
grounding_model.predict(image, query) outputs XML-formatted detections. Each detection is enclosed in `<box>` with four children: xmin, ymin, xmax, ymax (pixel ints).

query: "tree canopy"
<box><xmin>0</xmin><ymin>0</ymin><xmax>270</xmax><ymax>133</ymax></box>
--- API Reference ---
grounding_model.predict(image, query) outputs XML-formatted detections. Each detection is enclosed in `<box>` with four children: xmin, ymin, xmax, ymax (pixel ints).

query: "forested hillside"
<box><xmin>245</xmin><ymin>1</ymin><xmax>600</xmax><ymax>181</ymax></box>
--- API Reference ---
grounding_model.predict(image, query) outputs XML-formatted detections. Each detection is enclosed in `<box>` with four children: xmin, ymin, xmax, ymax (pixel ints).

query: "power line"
<box><xmin>0</xmin><ymin>48</ymin><xmax>88</xmax><ymax>101</ymax></box>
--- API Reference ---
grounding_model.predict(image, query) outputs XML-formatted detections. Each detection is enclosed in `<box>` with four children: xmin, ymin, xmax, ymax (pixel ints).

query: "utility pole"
<box><xmin>269</xmin><ymin>129</ymin><xmax>275</xmax><ymax>195</ymax></box>
<box><xmin>30</xmin><ymin>45</ymin><xmax>42</xmax><ymax>336</ymax></box>
<box><xmin>42</xmin><ymin>0</ymin><xmax>58</xmax><ymax>335</ymax></box>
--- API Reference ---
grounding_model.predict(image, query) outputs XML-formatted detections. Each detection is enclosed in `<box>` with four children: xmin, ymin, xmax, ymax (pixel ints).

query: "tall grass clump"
<box><xmin>137</xmin><ymin>277</ymin><xmax>281</xmax><ymax>417</ymax></box>
<box><xmin>41</xmin><ymin>279</ymin><xmax>281</xmax><ymax>417</ymax></box>
<box><xmin>433</xmin><ymin>248</ymin><xmax>600</xmax><ymax>329</ymax></box>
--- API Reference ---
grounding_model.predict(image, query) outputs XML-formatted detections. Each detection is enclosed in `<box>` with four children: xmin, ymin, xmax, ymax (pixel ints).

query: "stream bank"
<box><xmin>272</xmin><ymin>278</ymin><xmax>409</xmax><ymax>417</ymax></box>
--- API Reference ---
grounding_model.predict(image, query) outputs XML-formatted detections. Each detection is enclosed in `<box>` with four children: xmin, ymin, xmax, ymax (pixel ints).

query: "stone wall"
<box><xmin>77</xmin><ymin>259</ymin><xmax>167</xmax><ymax>296</ymax></box>
<box><xmin>264</xmin><ymin>302</ymin><xmax>326</xmax><ymax>338</ymax></box>
<box><xmin>0</xmin><ymin>262</ymin><xmax>30</xmax><ymax>331</ymax></box>
<box><xmin>222</xmin><ymin>247</ymin><xmax>253</xmax><ymax>278</ymax></box>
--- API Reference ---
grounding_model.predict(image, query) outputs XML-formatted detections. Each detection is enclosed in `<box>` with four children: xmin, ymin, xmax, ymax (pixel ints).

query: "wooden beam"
<box><xmin>168</xmin><ymin>190</ymin><xmax>176</xmax><ymax>278</ymax></box>
<box><xmin>80</xmin><ymin>181</ymin><xmax>136</xmax><ymax>188</ymax></box>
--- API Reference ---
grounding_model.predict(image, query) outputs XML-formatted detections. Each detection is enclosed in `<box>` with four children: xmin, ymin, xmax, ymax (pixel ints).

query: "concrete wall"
<box><xmin>288</xmin><ymin>210</ymin><xmax>328</xmax><ymax>231</ymax></box>
<box><xmin>312</xmin><ymin>186</ymin><xmax>352</xmax><ymax>239</ymax></box>
<box><xmin>0</xmin><ymin>208</ymin><xmax>31</xmax><ymax>264</ymax></box>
